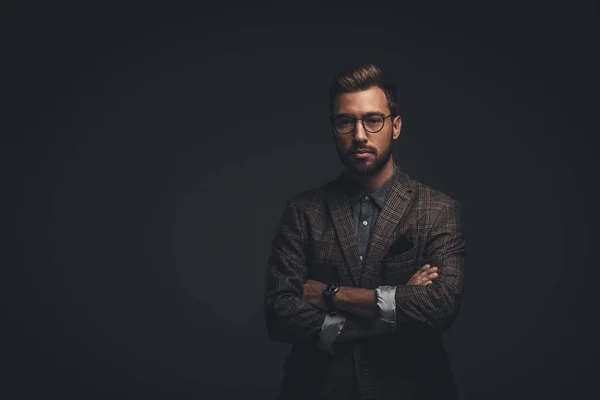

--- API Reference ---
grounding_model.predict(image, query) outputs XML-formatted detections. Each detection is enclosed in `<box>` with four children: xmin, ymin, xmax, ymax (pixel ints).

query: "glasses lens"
<box><xmin>333</xmin><ymin>115</ymin><xmax>355</xmax><ymax>134</ymax></box>
<box><xmin>364</xmin><ymin>115</ymin><xmax>384</xmax><ymax>132</ymax></box>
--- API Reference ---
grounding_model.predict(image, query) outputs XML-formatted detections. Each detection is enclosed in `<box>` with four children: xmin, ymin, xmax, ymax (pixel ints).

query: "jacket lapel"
<box><xmin>326</xmin><ymin>179</ymin><xmax>362</xmax><ymax>287</ymax></box>
<box><xmin>326</xmin><ymin>166</ymin><xmax>413</xmax><ymax>287</ymax></box>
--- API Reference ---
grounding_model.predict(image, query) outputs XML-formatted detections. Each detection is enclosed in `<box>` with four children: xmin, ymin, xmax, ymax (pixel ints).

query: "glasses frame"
<box><xmin>330</xmin><ymin>113</ymin><xmax>393</xmax><ymax>134</ymax></box>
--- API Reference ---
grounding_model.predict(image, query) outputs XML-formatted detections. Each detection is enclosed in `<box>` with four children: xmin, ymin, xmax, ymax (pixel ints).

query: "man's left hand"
<box><xmin>302</xmin><ymin>279</ymin><xmax>328</xmax><ymax>310</ymax></box>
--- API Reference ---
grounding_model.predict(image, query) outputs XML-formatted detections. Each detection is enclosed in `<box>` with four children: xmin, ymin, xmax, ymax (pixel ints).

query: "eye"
<box><xmin>335</xmin><ymin>116</ymin><xmax>354</xmax><ymax>125</ymax></box>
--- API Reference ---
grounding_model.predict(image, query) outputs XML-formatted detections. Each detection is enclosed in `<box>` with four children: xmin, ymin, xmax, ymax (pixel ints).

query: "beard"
<box><xmin>336</xmin><ymin>134</ymin><xmax>394</xmax><ymax>178</ymax></box>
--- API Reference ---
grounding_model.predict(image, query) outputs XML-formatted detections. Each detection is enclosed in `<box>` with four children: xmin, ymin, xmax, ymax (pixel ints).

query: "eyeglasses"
<box><xmin>331</xmin><ymin>113</ymin><xmax>392</xmax><ymax>134</ymax></box>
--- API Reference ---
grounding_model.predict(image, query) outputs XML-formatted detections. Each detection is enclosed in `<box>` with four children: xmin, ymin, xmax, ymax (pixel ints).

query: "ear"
<box><xmin>393</xmin><ymin>115</ymin><xmax>402</xmax><ymax>139</ymax></box>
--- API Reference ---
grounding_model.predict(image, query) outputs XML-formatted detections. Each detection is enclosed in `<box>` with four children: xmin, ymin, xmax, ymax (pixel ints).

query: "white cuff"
<box><xmin>375</xmin><ymin>285</ymin><xmax>397</xmax><ymax>333</ymax></box>
<box><xmin>318</xmin><ymin>312</ymin><xmax>346</xmax><ymax>355</ymax></box>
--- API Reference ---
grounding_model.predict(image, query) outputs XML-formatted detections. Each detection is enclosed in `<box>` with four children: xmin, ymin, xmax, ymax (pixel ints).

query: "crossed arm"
<box><xmin>301</xmin><ymin>265</ymin><xmax>437</xmax><ymax>345</ymax></box>
<box><xmin>264</xmin><ymin>198</ymin><xmax>466</xmax><ymax>346</ymax></box>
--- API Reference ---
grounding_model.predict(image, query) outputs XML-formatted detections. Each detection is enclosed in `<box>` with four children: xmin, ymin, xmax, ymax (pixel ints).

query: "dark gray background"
<box><xmin>5</xmin><ymin>2</ymin><xmax>599</xmax><ymax>399</ymax></box>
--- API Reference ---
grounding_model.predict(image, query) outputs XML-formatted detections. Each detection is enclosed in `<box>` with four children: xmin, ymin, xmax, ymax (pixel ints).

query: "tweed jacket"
<box><xmin>264</xmin><ymin>164</ymin><xmax>467</xmax><ymax>400</ymax></box>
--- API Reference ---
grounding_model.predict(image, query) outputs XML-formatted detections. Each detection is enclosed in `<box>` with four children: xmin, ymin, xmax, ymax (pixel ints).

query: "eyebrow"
<box><xmin>334</xmin><ymin>111</ymin><xmax>387</xmax><ymax>118</ymax></box>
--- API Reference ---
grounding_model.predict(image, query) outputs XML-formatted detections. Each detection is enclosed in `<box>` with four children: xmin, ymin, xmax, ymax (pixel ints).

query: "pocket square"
<box><xmin>384</xmin><ymin>235</ymin><xmax>414</xmax><ymax>258</ymax></box>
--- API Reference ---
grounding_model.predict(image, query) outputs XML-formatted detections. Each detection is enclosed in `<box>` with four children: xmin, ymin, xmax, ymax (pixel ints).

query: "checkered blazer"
<box><xmin>264</xmin><ymin>165</ymin><xmax>467</xmax><ymax>400</ymax></box>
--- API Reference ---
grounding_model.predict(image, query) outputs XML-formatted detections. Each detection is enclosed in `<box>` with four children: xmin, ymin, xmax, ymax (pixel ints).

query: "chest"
<box><xmin>306</xmin><ymin>219</ymin><xmax>429</xmax><ymax>287</ymax></box>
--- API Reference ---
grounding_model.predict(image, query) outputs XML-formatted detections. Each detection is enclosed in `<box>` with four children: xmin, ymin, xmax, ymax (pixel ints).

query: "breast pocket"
<box><xmin>382</xmin><ymin>245</ymin><xmax>418</xmax><ymax>264</ymax></box>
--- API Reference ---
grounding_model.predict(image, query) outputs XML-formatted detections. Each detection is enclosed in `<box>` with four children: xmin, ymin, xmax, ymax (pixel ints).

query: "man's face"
<box><xmin>332</xmin><ymin>86</ymin><xmax>401</xmax><ymax>177</ymax></box>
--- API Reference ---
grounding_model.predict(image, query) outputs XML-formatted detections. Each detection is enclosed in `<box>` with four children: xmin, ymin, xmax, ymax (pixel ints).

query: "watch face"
<box><xmin>324</xmin><ymin>283</ymin><xmax>339</xmax><ymax>295</ymax></box>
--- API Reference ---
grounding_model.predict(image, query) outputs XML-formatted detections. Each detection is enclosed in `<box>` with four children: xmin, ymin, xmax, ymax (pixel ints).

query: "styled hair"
<box><xmin>328</xmin><ymin>63</ymin><xmax>399</xmax><ymax>117</ymax></box>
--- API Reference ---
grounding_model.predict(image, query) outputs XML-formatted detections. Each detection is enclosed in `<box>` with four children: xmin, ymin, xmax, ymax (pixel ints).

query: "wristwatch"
<box><xmin>322</xmin><ymin>283</ymin><xmax>340</xmax><ymax>311</ymax></box>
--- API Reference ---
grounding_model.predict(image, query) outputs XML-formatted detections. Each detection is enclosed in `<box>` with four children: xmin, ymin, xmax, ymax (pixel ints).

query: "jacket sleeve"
<box><xmin>393</xmin><ymin>199</ymin><xmax>467</xmax><ymax>333</ymax></box>
<box><xmin>264</xmin><ymin>199</ymin><xmax>327</xmax><ymax>345</ymax></box>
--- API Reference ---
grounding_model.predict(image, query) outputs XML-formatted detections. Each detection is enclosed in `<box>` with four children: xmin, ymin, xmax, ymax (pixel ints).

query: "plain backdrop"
<box><xmin>5</xmin><ymin>2</ymin><xmax>599</xmax><ymax>399</ymax></box>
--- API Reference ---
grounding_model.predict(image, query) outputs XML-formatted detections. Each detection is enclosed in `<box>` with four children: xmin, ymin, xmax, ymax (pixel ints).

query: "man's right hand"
<box><xmin>407</xmin><ymin>264</ymin><xmax>438</xmax><ymax>286</ymax></box>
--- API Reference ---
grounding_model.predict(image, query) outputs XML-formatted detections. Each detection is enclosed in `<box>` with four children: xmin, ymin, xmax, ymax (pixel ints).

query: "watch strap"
<box><xmin>324</xmin><ymin>292</ymin><xmax>335</xmax><ymax>310</ymax></box>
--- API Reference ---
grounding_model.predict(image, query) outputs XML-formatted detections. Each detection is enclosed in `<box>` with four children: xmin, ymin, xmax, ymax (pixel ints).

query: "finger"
<box><xmin>422</xmin><ymin>271</ymin><xmax>437</xmax><ymax>281</ymax></box>
<box><xmin>424</xmin><ymin>280</ymin><xmax>432</xmax><ymax>286</ymax></box>
<box><xmin>421</xmin><ymin>270</ymin><xmax>436</xmax><ymax>278</ymax></box>
<box><xmin>421</xmin><ymin>264</ymin><xmax>431</xmax><ymax>270</ymax></box>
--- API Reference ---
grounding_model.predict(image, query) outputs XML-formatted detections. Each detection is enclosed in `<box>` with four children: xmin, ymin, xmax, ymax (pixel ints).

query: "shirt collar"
<box><xmin>341</xmin><ymin>162</ymin><xmax>398</xmax><ymax>209</ymax></box>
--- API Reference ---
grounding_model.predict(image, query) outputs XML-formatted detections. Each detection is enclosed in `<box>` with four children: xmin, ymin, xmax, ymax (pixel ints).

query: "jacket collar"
<box><xmin>340</xmin><ymin>162</ymin><xmax>399</xmax><ymax>210</ymax></box>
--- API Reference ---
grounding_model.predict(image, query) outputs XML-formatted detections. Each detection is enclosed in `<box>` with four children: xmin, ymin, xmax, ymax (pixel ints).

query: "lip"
<box><xmin>351</xmin><ymin>151</ymin><xmax>373</xmax><ymax>159</ymax></box>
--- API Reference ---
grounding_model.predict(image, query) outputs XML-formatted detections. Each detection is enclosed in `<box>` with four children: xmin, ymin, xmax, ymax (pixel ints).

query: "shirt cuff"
<box><xmin>375</xmin><ymin>285</ymin><xmax>397</xmax><ymax>333</ymax></box>
<box><xmin>318</xmin><ymin>312</ymin><xmax>346</xmax><ymax>355</ymax></box>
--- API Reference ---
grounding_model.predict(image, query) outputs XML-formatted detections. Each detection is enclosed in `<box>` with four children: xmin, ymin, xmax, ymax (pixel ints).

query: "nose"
<box><xmin>352</xmin><ymin>121</ymin><xmax>368</xmax><ymax>142</ymax></box>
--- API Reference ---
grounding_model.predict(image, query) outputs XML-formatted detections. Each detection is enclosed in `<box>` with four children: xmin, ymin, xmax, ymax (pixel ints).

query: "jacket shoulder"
<box><xmin>286</xmin><ymin>179</ymin><xmax>333</xmax><ymax>211</ymax></box>
<box><xmin>407</xmin><ymin>175</ymin><xmax>461</xmax><ymax>211</ymax></box>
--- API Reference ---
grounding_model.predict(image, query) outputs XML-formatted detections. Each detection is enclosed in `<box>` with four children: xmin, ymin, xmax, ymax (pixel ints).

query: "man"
<box><xmin>264</xmin><ymin>63</ymin><xmax>467</xmax><ymax>400</ymax></box>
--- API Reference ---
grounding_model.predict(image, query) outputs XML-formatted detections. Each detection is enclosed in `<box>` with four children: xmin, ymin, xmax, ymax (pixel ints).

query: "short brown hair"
<box><xmin>328</xmin><ymin>63</ymin><xmax>399</xmax><ymax>117</ymax></box>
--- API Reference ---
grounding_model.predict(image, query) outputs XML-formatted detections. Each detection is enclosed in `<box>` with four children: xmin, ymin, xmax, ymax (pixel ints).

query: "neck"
<box><xmin>344</xmin><ymin>158</ymin><xmax>396</xmax><ymax>193</ymax></box>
